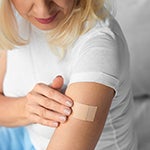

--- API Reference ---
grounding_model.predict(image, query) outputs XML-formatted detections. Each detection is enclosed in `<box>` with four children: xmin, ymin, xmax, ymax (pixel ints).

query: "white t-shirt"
<box><xmin>3</xmin><ymin>14</ymin><xmax>137</xmax><ymax>150</ymax></box>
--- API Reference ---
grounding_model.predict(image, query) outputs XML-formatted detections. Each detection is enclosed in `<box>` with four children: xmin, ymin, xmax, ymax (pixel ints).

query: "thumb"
<box><xmin>51</xmin><ymin>76</ymin><xmax>64</xmax><ymax>90</ymax></box>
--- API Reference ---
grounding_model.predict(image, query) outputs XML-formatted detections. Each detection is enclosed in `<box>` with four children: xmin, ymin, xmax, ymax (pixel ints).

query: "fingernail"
<box><xmin>59</xmin><ymin>116</ymin><xmax>66</xmax><ymax>122</ymax></box>
<box><xmin>56</xmin><ymin>75</ymin><xmax>62</xmax><ymax>78</ymax></box>
<box><xmin>53</xmin><ymin>122</ymin><xmax>59</xmax><ymax>127</ymax></box>
<box><xmin>64</xmin><ymin>108</ymin><xmax>71</xmax><ymax>116</ymax></box>
<box><xmin>66</xmin><ymin>101</ymin><xmax>73</xmax><ymax>107</ymax></box>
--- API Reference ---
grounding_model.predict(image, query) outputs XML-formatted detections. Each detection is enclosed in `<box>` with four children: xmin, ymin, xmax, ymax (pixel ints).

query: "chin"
<box><xmin>34</xmin><ymin>23</ymin><xmax>58</xmax><ymax>30</ymax></box>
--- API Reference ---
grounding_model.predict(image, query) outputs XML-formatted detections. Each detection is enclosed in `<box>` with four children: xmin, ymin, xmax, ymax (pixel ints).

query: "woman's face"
<box><xmin>11</xmin><ymin>0</ymin><xmax>75</xmax><ymax>30</ymax></box>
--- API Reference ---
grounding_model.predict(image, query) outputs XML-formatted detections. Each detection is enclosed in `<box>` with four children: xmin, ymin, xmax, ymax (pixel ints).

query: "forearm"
<box><xmin>0</xmin><ymin>93</ymin><xmax>30</xmax><ymax>127</ymax></box>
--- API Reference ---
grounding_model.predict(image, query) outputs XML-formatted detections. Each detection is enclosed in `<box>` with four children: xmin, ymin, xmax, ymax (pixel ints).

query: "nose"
<box><xmin>32</xmin><ymin>0</ymin><xmax>50</xmax><ymax>18</ymax></box>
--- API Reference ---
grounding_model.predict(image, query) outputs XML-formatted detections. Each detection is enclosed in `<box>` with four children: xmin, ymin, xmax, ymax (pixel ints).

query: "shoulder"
<box><xmin>69</xmin><ymin>16</ymin><xmax>129</xmax><ymax>88</ymax></box>
<box><xmin>72</xmin><ymin>15</ymin><xmax>128</xmax><ymax>57</ymax></box>
<box><xmin>70</xmin><ymin>16</ymin><xmax>129</xmax><ymax>66</ymax></box>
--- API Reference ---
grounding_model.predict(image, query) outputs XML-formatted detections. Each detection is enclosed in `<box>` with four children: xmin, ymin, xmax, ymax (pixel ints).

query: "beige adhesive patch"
<box><xmin>72</xmin><ymin>101</ymin><xmax>97</xmax><ymax>122</ymax></box>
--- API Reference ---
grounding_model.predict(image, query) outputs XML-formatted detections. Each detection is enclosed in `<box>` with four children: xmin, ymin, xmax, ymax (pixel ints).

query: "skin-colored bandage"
<box><xmin>72</xmin><ymin>101</ymin><xmax>97</xmax><ymax>122</ymax></box>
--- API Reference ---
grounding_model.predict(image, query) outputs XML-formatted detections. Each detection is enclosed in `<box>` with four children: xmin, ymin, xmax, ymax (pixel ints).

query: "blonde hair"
<box><xmin>0</xmin><ymin>0</ymin><xmax>26</xmax><ymax>50</ymax></box>
<box><xmin>0</xmin><ymin>0</ymin><xmax>106</xmax><ymax>53</ymax></box>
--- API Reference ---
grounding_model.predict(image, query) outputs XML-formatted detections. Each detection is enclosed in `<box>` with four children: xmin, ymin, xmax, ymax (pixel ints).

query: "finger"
<box><xmin>28</xmin><ymin>105</ymin><xmax>68</xmax><ymax>123</ymax></box>
<box><xmin>34</xmin><ymin>83</ymin><xmax>73</xmax><ymax>107</ymax></box>
<box><xmin>27</xmin><ymin>92</ymin><xmax>72</xmax><ymax>116</ymax></box>
<box><xmin>51</xmin><ymin>76</ymin><xmax>64</xmax><ymax>90</ymax></box>
<box><xmin>29</xmin><ymin>113</ymin><xmax>59</xmax><ymax>128</ymax></box>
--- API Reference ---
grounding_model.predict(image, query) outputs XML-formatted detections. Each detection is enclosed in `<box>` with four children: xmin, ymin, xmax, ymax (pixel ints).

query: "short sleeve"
<box><xmin>69</xmin><ymin>29</ymin><xmax>125</xmax><ymax>95</ymax></box>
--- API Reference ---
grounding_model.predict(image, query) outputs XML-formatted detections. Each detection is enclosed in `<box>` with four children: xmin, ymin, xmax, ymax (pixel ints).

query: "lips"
<box><xmin>35</xmin><ymin>11</ymin><xmax>59</xmax><ymax>24</ymax></box>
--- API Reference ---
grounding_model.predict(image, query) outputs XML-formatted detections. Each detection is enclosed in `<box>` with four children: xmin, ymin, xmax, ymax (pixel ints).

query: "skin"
<box><xmin>0</xmin><ymin>51</ymin><xmax>73</xmax><ymax>127</ymax></box>
<box><xmin>11</xmin><ymin>0</ymin><xmax>75</xmax><ymax>30</ymax></box>
<box><xmin>1</xmin><ymin>0</ymin><xmax>115</xmax><ymax>149</ymax></box>
<box><xmin>0</xmin><ymin>0</ymin><xmax>75</xmax><ymax>128</ymax></box>
<box><xmin>47</xmin><ymin>83</ymin><xmax>114</xmax><ymax>150</ymax></box>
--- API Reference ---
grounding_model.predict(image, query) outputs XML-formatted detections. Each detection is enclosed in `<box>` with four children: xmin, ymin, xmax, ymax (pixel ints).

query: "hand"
<box><xmin>24</xmin><ymin>76</ymin><xmax>73</xmax><ymax>127</ymax></box>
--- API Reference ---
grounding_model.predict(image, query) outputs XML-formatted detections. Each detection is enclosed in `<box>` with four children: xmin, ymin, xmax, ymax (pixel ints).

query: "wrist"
<box><xmin>18</xmin><ymin>96</ymin><xmax>32</xmax><ymax>126</ymax></box>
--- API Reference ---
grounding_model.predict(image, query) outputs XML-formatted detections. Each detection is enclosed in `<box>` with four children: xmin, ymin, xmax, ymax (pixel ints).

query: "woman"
<box><xmin>0</xmin><ymin>0</ymin><xmax>137</xmax><ymax>149</ymax></box>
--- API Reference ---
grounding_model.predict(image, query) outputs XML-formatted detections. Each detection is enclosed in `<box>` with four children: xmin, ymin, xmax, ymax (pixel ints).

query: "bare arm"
<box><xmin>0</xmin><ymin>51</ymin><xmax>73</xmax><ymax>127</ymax></box>
<box><xmin>47</xmin><ymin>82</ymin><xmax>114</xmax><ymax>150</ymax></box>
<box><xmin>0</xmin><ymin>95</ymin><xmax>29</xmax><ymax>127</ymax></box>
<box><xmin>0</xmin><ymin>51</ymin><xmax>28</xmax><ymax>126</ymax></box>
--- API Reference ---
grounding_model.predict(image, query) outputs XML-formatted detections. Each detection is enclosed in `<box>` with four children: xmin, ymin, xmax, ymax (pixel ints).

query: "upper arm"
<box><xmin>0</xmin><ymin>51</ymin><xmax>7</xmax><ymax>93</ymax></box>
<box><xmin>47</xmin><ymin>82</ymin><xmax>115</xmax><ymax>150</ymax></box>
<box><xmin>47</xmin><ymin>30</ymin><xmax>122</xmax><ymax>149</ymax></box>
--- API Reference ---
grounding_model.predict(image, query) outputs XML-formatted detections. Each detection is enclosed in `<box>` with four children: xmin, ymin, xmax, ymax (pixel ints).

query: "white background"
<box><xmin>116</xmin><ymin>0</ymin><xmax>150</xmax><ymax>149</ymax></box>
<box><xmin>116</xmin><ymin>0</ymin><xmax>150</xmax><ymax>96</ymax></box>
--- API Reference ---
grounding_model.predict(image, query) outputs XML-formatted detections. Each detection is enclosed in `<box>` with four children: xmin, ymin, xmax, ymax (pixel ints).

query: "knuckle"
<box><xmin>26</xmin><ymin>93</ymin><xmax>35</xmax><ymax>104</ymax></box>
<box><xmin>26</xmin><ymin>92</ymin><xmax>32</xmax><ymax>99</ymax></box>
<box><xmin>57</xmin><ymin>104</ymin><xmax>65</xmax><ymax>113</ymax></box>
<box><xmin>34</xmin><ymin>83</ymin><xmax>43</xmax><ymax>90</ymax></box>
<box><xmin>47</xmin><ymin>88</ymin><xmax>56</xmax><ymax>97</ymax></box>
<box><xmin>41</xmin><ymin>120</ymin><xmax>49</xmax><ymax>126</ymax></box>
<box><xmin>47</xmin><ymin>101</ymin><xmax>57</xmax><ymax>111</ymax></box>
<box><xmin>43</xmin><ymin>98</ymin><xmax>51</xmax><ymax>107</ymax></box>
<box><xmin>60</xmin><ymin>105</ymin><xmax>65</xmax><ymax>111</ymax></box>
<box><xmin>33</xmin><ymin>116</ymin><xmax>42</xmax><ymax>124</ymax></box>
<box><xmin>37</xmin><ymin>117</ymin><xmax>43</xmax><ymax>124</ymax></box>
<box><xmin>48</xmin><ymin>101</ymin><xmax>54</xmax><ymax>109</ymax></box>
<box><xmin>40</xmin><ymin>108</ymin><xmax>47</xmax><ymax>118</ymax></box>
<box><xmin>56</xmin><ymin>105</ymin><xmax>63</xmax><ymax>114</ymax></box>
